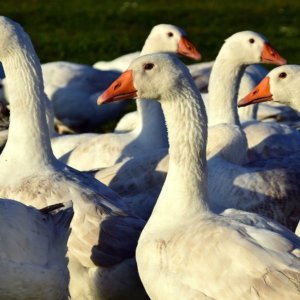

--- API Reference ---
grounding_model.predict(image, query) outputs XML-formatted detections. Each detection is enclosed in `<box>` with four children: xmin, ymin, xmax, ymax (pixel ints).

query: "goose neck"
<box><xmin>208</xmin><ymin>54</ymin><xmax>245</xmax><ymax>127</ymax></box>
<box><xmin>134</xmin><ymin>99</ymin><xmax>168</xmax><ymax>148</ymax></box>
<box><xmin>0</xmin><ymin>41</ymin><xmax>56</xmax><ymax>169</ymax></box>
<box><xmin>150</xmin><ymin>79</ymin><xmax>210</xmax><ymax>224</ymax></box>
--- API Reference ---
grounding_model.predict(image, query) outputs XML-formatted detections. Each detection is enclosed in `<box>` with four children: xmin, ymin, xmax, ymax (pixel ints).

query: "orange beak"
<box><xmin>261</xmin><ymin>43</ymin><xmax>286</xmax><ymax>65</ymax></box>
<box><xmin>178</xmin><ymin>36</ymin><xmax>201</xmax><ymax>61</ymax></box>
<box><xmin>97</xmin><ymin>70</ymin><xmax>137</xmax><ymax>105</ymax></box>
<box><xmin>238</xmin><ymin>76</ymin><xmax>273</xmax><ymax>107</ymax></box>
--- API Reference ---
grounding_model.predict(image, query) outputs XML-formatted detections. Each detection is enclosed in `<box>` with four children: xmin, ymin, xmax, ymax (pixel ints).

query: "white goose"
<box><xmin>238</xmin><ymin>64</ymin><xmax>300</xmax><ymax>234</ymax></box>
<box><xmin>0</xmin><ymin>200</ymin><xmax>72</xmax><ymax>299</ymax></box>
<box><xmin>112</xmin><ymin>31</ymin><xmax>288</xmax><ymax>167</ymax></box>
<box><xmin>185</xmin><ymin>33</ymin><xmax>299</xmax><ymax>160</ymax></box>
<box><xmin>0</xmin><ymin>16</ymin><xmax>147</xmax><ymax>299</ymax></box>
<box><xmin>204</xmin><ymin>31</ymin><xmax>300</xmax><ymax>161</ymax></box>
<box><xmin>42</xmin><ymin>61</ymin><xmax>123</xmax><ymax>133</ymax></box>
<box><xmin>61</xmin><ymin>24</ymin><xmax>201</xmax><ymax>170</ymax></box>
<box><xmin>94</xmin><ymin>32</ymin><xmax>300</xmax><ymax>229</ymax></box>
<box><xmin>99</xmin><ymin>53</ymin><xmax>300</xmax><ymax>300</ymax></box>
<box><xmin>238</xmin><ymin>64</ymin><xmax>300</xmax><ymax>112</ymax></box>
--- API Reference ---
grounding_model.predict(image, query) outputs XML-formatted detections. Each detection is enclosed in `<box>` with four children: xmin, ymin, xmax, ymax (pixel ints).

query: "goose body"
<box><xmin>94</xmin><ymin>144</ymin><xmax>300</xmax><ymax>228</ymax></box>
<box><xmin>41</xmin><ymin>61</ymin><xmax>123</xmax><ymax>133</ymax></box>
<box><xmin>93</xmin><ymin>149</ymin><xmax>169</xmax><ymax>220</ymax></box>
<box><xmin>93</xmin><ymin>51</ymin><xmax>141</xmax><ymax>72</ymax></box>
<box><xmin>60</xmin><ymin>24</ymin><xmax>201</xmax><ymax>170</ymax></box>
<box><xmin>0</xmin><ymin>199</ymin><xmax>72</xmax><ymax>299</ymax></box>
<box><xmin>51</xmin><ymin>132</ymin><xmax>98</xmax><ymax>159</ymax></box>
<box><xmin>98</xmin><ymin>53</ymin><xmax>300</xmax><ymax>299</ymax></box>
<box><xmin>0</xmin><ymin>16</ymin><xmax>147</xmax><ymax>299</ymax></box>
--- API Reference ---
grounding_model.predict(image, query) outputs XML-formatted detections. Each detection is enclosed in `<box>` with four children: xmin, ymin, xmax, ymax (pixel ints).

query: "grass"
<box><xmin>1</xmin><ymin>0</ymin><xmax>299</xmax><ymax>131</ymax></box>
<box><xmin>1</xmin><ymin>0</ymin><xmax>300</xmax><ymax>64</ymax></box>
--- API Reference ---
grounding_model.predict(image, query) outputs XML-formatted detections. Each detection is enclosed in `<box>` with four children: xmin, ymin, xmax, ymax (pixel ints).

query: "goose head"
<box><xmin>97</xmin><ymin>53</ymin><xmax>193</xmax><ymax>105</ymax></box>
<box><xmin>142</xmin><ymin>24</ymin><xmax>201</xmax><ymax>60</ymax></box>
<box><xmin>0</xmin><ymin>16</ymin><xmax>28</xmax><ymax>60</ymax></box>
<box><xmin>238</xmin><ymin>64</ymin><xmax>300</xmax><ymax>112</ymax></box>
<box><xmin>220</xmin><ymin>31</ymin><xmax>286</xmax><ymax>66</ymax></box>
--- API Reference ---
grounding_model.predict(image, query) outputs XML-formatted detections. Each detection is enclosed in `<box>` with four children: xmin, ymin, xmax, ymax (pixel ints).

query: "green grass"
<box><xmin>1</xmin><ymin>0</ymin><xmax>300</xmax><ymax>65</ymax></box>
<box><xmin>1</xmin><ymin>0</ymin><xmax>299</xmax><ymax>132</ymax></box>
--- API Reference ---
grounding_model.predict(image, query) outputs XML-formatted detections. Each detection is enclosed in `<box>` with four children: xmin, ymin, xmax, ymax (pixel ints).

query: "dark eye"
<box><xmin>144</xmin><ymin>63</ymin><xmax>154</xmax><ymax>70</ymax></box>
<box><xmin>249</xmin><ymin>38</ymin><xmax>255</xmax><ymax>44</ymax></box>
<box><xmin>167</xmin><ymin>32</ymin><xmax>173</xmax><ymax>37</ymax></box>
<box><xmin>279</xmin><ymin>72</ymin><xmax>287</xmax><ymax>79</ymax></box>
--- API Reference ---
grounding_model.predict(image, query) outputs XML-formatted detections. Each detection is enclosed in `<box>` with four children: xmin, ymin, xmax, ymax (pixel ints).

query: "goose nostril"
<box><xmin>114</xmin><ymin>83</ymin><xmax>121</xmax><ymax>91</ymax></box>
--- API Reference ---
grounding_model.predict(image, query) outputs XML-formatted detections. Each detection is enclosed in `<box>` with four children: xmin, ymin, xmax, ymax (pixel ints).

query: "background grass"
<box><xmin>1</xmin><ymin>0</ymin><xmax>299</xmax><ymax>65</ymax></box>
<box><xmin>1</xmin><ymin>0</ymin><xmax>299</xmax><ymax>132</ymax></box>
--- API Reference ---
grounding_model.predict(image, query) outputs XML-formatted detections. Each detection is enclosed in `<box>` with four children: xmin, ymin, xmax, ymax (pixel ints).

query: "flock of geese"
<box><xmin>0</xmin><ymin>15</ymin><xmax>300</xmax><ymax>300</ymax></box>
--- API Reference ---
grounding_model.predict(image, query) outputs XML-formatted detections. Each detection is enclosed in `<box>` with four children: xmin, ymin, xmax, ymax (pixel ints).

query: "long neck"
<box><xmin>0</xmin><ymin>40</ymin><xmax>56</xmax><ymax>171</ymax></box>
<box><xmin>150</xmin><ymin>79</ymin><xmax>209</xmax><ymax>224</ymax></box>
<box><xmin>134</xmin><ymin>99</ymin><xmax>168</xmax><ymax>148</ymax></box>
<box><xmin>132</xmin><ymin>41</ymin><xmax>169</xmax><ymax>148</ymax></box>
<box><xmin>208</xmin><ymin>51</ymin><xmax>245</xmax><ymax>126</ymax></box>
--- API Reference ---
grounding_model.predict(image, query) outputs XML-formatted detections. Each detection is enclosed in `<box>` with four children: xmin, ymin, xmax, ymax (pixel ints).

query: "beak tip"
<box><xmin>195</xmin><ymin>53</ymin><xmax>202</xmax><ymax>61</ymax></box>
<box><xmin>97</xmin><ymin>96</ymin><xmax>104</xmax><ymax>106</ymax></box>
<box><xmin>280</xmin><ymin>58</ymin><xmax>287</xmax><ymax>65</ymax></box>
<box><xmin>237</xmin><ymin>100</ymin><xmax>243</xmax><ymax>107</ymax></box>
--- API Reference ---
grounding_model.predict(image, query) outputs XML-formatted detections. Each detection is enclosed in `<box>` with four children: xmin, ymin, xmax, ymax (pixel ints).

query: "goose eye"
<box><xmin>167</xmin><ymin>32</ymin><xmax>173</xmax><ymax>37</ymax></box>
<box><xmin>144</xmin><ymin>63</ymin><xmax>154</xmax><ymax>70</ymax></box>
<box><xmin>249</xmin><ymin>38</ymin><xmax>255</xmax><ymax>44</ymax></box>
<box><xmin>279</xmin><ymin>72</ymin><xmax>287</xmax><ymax>79</ymax></box>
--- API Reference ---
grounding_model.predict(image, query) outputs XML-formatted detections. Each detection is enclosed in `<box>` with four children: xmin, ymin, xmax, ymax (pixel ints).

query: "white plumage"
<box><xmin>0</xmin><ymin>16</ymin><xmax>147</xmax><ymax>299</ymax></box>
<box><xmin>98</xmin><ymin>52</ymin><xmax>300</xmax><ymax>300</ymax></box>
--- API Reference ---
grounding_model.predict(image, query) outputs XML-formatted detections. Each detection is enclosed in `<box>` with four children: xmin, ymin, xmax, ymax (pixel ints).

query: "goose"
<box><xmin>98</xmin><ymin>52</ymin><xmax>300</xmax><ymax>300</ymax></box>
<box><xmin>113</xmin><ymin>31</ymin><xmax>290</xmax><ymax>164</ymax></box>
<box><xmin>187</xmin><ymin>32</ymin><xmax>300</xmax><ymax>161</ymax></box>
<box><xmin>96</xmin><ymin>40</ymin><xmax>300</xmax><ymax>229</ymax></box>
<box><xmin>238</xmin><ymin>64</ymin><xmax>300</xmax><ymax>233</ymax></box>
<box><xmin>0</xmin><ymin>200</ymin><xmax>72</xmax><ymax>299</ymax></box>
<box><xmin>238</xmin><ymin>64</ymin><xmax>300</xmax><ymax>133</ymax></box>
<box><xmin>51</xmin><ymin>24</ymin><xmax>200</xmax><ymax>161</ymax></box>
<box><xmin>2</xmin><ymin>74</ymin><xmax>85</xmax><ymax>158</ymax></box>
<box><xmin>203</xmin><ymin>31</ymin><xmax>300</xmax><ymax>161</ymax></box>
<box><xmin>41</xmin><ymin>61</ymin><xmax>123</xmax><ymax>133</ymax></box>
<box><xmin>60</xmin><ymin>24</ymin><xmax>201</xmax><ymax>171</ymax></box>
<box><xmin>238</xmin><ymin>64</ymin><xmax>300</xmax><ymax>112</ymax></box>
<box><xmin>0</xmin><ymin>16</ymin><xmax>147</xmax><ymax>299</ymax></box>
